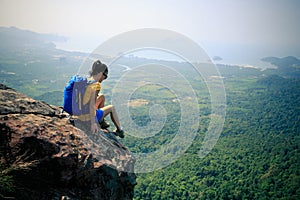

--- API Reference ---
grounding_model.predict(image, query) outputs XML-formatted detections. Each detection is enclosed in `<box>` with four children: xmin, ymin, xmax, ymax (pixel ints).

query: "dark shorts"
<box><xmin>95</xmin><ymin>109</ymin><xmax>104</xmax><ymax>122</ymax></box>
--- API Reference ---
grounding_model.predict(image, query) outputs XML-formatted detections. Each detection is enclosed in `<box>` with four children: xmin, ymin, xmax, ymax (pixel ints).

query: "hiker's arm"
<box><xmin>90</xmin><ymin>90</ymin><xmax>99</xmax><ymax>133</ymax></box>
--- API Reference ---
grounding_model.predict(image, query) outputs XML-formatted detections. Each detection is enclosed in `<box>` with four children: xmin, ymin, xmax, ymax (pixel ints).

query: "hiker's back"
<box><xmin>63</xmin><ymin>75</ymin><xmax>90</xmax><ymax>116</ymax></box>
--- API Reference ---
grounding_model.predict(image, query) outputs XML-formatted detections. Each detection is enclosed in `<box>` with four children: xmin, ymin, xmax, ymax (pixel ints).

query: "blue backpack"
<box><xmin>63</xmin><ymin>75</ymin><xmax>90</xmax><ymax>116</ymax></box>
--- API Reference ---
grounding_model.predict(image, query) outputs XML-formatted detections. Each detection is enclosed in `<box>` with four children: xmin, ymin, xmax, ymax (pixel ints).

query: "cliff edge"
<box><xmin>0</xmin><ymin>84</ymin><xmax>136</xmax><ymax>200</ymax></box>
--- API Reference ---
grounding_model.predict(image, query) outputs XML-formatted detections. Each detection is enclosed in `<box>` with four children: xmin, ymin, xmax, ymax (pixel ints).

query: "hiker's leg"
<box><xmin>96</xmin><ymin>94</ymin><xmax>110</xmax><ymax>128</ymax></box>
<box><xmin>102</xmin><ymin>105</ymin><xmax>121</xmax><ymax>130</ymax></box>
<box><xmin>95</xmin><ymin>94</ymin><xmax>105</xmax><ymax>109</ymax></box>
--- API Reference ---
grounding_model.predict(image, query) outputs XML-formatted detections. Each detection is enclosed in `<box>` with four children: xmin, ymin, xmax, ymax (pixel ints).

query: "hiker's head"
<box><xmin>90</xmin><ymin>60</ymin><xmax>108</xmax><ymax>82</ymax></box>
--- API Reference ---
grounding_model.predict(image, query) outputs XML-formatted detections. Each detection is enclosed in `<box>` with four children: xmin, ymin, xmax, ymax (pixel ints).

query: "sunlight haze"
<box><xmin>1</xmin><ymin>0</ymin><xmax>299</xmax><ymax>67</ymax></box>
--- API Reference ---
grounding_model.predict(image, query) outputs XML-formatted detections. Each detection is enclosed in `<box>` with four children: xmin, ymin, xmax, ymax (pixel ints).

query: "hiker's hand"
<box><xmin>91</xmin><ymin>122</ymin><xmax>99</xmax><ymax>134</ymax></box>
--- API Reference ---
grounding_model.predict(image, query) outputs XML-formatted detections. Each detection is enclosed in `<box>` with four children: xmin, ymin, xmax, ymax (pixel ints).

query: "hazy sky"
<box><xmin>1</xmin><ymin>0</ymin><xmax>299</xmax><ymax>66</ymax></box>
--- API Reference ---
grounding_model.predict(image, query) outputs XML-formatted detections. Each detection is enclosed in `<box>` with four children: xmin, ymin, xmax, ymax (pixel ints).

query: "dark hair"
<box><xmin>90</xmin><ymin>60</ymin><xmax>108</xmax><ymax>76</ymax></box>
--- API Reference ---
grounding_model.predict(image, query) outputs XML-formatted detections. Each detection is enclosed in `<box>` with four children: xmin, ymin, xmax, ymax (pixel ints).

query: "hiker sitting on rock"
<box><xmin>83</xmin><ymin>60</ymin><xmax>124</xmax><ymax>137</ymax></box>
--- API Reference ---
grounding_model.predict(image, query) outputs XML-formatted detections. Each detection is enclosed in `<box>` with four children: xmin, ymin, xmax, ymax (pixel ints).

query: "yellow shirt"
<box><xmin>78</xmin><ymin>80</ymin><xmax>101</xmax><ymax>121</ymax></box>
<box><xmin>83</xmin><ymin>80</ymin><xmax>101</xmax><ymax>105</ymax></box>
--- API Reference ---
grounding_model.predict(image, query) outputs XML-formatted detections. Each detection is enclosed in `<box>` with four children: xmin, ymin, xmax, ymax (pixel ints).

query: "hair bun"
<box><xmin>91</xmin><ymin>60</ymin><xmax>107</xmax><ymax>76</ymax></box>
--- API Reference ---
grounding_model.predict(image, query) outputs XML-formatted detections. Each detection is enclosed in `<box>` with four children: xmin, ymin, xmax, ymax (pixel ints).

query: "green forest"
<box><xmin>0</xmin><ymin>27</ymin><xmax>299</xmax><ymax>199</ymax></box>
<box><xmin>132</xmin><ymin>75</ymin><xmax>300</xmax><ymax>199</ymax></box>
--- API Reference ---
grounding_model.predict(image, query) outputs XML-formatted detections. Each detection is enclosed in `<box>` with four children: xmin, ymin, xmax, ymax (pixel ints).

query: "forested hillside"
<box><xmin>133</xmin><ymin>74</ymin><xmax>300</xmax><ymax>199</ymax></box>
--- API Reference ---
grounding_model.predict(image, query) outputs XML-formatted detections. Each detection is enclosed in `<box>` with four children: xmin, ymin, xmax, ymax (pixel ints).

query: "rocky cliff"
<box><xmin>0</xmin><ymin>84</ymin><xmax>136</xmax><ymax>200</ymax></box>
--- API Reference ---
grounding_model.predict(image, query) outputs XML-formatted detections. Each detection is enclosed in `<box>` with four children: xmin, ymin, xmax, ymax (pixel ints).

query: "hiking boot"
<box><xmin>114</xmin><ymin>128</ymin><xmax>125</xmax><ymax>138</ymax></box>
<box><xmin>68</xmin><ymin>118</ymin><xmax>75</xmax><ymax>126</ymax></box>
<box><xmin>99</xmin><ymin>119</ymin><xmax>110</xmax><ymax>129</ymax></box>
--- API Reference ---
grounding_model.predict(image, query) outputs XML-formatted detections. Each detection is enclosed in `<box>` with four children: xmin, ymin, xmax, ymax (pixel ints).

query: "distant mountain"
<box><xmin>214</xmin><ymin>55</ymin><xmax>300</xmax><ymax>79</ymax></box>
<box><xmin>261</xmin><ymin>56</ymin><xmax>300</xmax><ymax>68</ymax></box>
<box><xmin>212</xmin><ymin>56</ymin><xmax>223</xmax><ymax>61</ymax></box>
<box><xmin>261</xmin><ymin>56</ymin><xmax>300</xmax><ymax>77</ymax></box>
<box><xmin>0</xmin><ymin>26</ymin><xmax>89</xmax><ymax>61</ymax></box>
<box><xmin>0</xmin><ymin>26</ymin><xmax>66</xmax><ymax>50</ymax></box>
<box><xmin>0</xmin><ymin>26</ymin><xmax>89</xmax><ymax>101</ymax></box>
